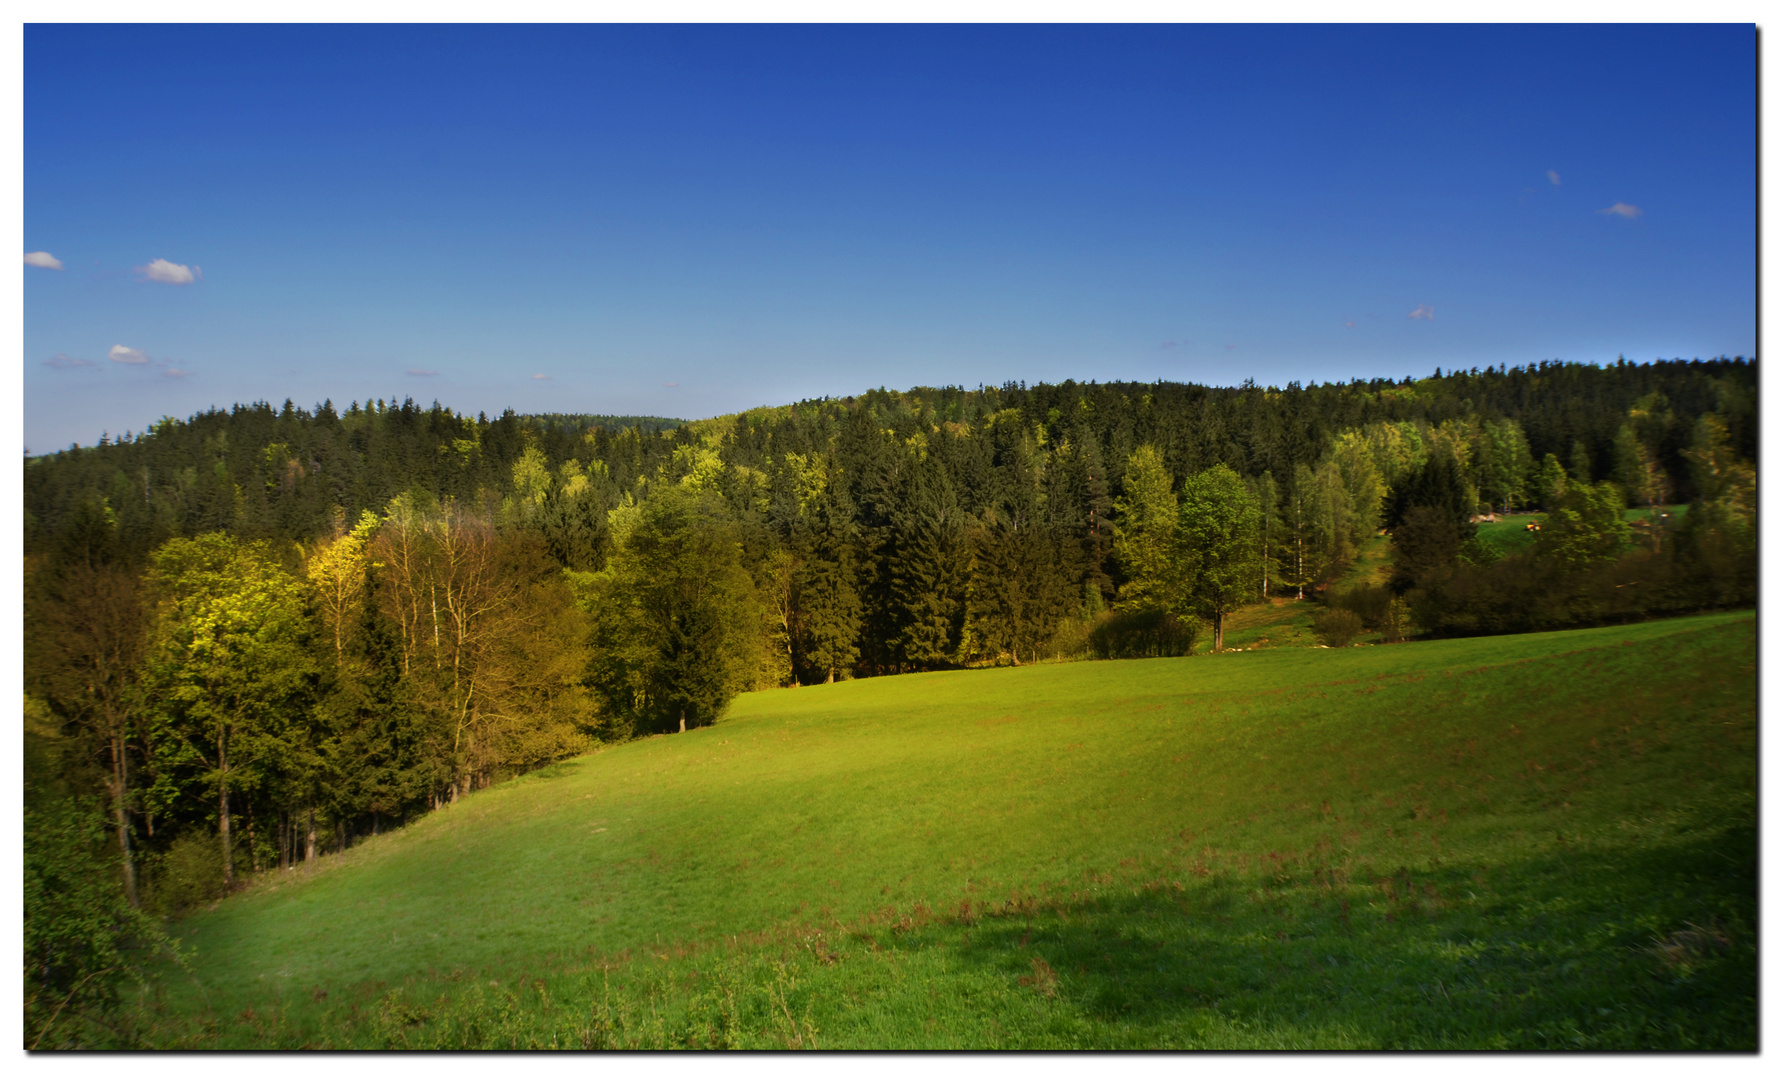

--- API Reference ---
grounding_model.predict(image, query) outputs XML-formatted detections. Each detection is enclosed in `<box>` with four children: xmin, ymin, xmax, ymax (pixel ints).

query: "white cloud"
<box><xmin>1547</xmin><ymin>170</ymin><xmax>1561</xmax><ymax>186</ymax></box>
<box><xmin>1599</xmin><ymin>202</ymin><xmax>1642</xmax><ymax>218</ymax></box>
<box><xmin>531</xmin><ymin>373</ymin><xmax>551</xmax><ymax>380</ymax></box>
<box><xmin>164</xmin><ymin>367</ymin><xmax>191</xmax><ymax>379</ymax></box>
<box><xmin>137</xmin><ymin>258</ymin><xmax>198</xmax><ymax>284</ymax></box>
<box><xmin>1408</xmin><ymin>304</ymin><xmax>1436</xmax><ymax>321</ymax></box>
<box><xmin>109</xmin><ymin>344</ymin><xmax>150</xmax><ymax>365</ymax></box>
<box><xmin>24</xmin><ymin>251</ymin><xmax>64</xmax><ymax>270</ymax></box>
<box><xmin>407</xmin><ymin>368</ymin><xmax>437</xmax><ymax>377</ymax></box>
<box><xmin>44</xmin><ymin>352</ymin><xmax>91</xmax><ymax>368</ymax></box>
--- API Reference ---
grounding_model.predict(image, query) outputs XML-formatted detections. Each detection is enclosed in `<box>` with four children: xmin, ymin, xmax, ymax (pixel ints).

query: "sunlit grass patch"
<box><xmin>134</xmin><ymin>612</ymin><xmax>1755</xmax><ymax>1049</ymax></box>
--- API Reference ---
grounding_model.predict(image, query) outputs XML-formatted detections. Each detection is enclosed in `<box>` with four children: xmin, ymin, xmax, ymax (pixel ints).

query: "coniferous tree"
<box><xmin>586</xmin><ymin>486</ymin><xmax>762</xmax><ymax>733</ymax></box>
<box><xmin>793</xmin><ymin>481</ymin><xmax>863</xmax><ymax>683</ymax></box>
<box><xmin>885</xmin><ymin>460</ymin><xmax>969</xmax><ymax>672</ymax></box>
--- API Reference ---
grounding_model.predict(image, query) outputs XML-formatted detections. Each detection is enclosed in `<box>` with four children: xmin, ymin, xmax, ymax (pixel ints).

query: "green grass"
<box><xmin>1334</xmin><ymin>531</ymin><xmax>1394</xmax><ymax>590</ymax></box>
<box><xmin>1214</xmin><ymin>598</ymin><xmax>1321</xmax><ymax>651</ymax></box>
<box><xmin>1474</xmin><ymin>505</ymin><xmax>1686</xmax><ymax>561</ymax></box>
<box><xmin>131</xmin><ymin>612</ymin><xmax>1756</xmax><ymax>1049</ymax></box>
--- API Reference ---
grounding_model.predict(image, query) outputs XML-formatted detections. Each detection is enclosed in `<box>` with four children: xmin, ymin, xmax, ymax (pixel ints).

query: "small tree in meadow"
<box><xmin>1177</xmin><ymin>463</ymin><xmax>1260</xmax><ymax>652</ymax></box>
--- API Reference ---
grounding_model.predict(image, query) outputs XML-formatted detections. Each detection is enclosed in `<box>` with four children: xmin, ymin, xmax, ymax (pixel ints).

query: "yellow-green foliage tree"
<box><xmin>144</xmin><ymin>533</ymin><xmax>317</xmax><ymax>887</ymax></box>
<box><xmin>305</xmin><ymin>508</ymin><xmax>381</xmax><ymax>663</ymax></box>
<box><xmin>1534</xmin><ymin>481</ymin><xmax>1633</xmax><ymax>565</ymax></box>
<box><xmin>1111</xmin><ymin>445</ymin><xmax>1179</xmax><ymax>612</ymax></box>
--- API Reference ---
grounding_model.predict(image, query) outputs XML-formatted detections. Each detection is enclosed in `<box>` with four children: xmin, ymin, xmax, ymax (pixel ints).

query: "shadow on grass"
<box><xmin>894</xmin><ymin>819</ymin><xmax>1756</xmax><ymax>1049</ymax></box>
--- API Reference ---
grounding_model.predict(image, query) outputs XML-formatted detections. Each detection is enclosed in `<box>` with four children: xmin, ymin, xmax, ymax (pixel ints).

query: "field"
<box><xmin>1473</xmin><ymin>505</ymin><xmax>1684</xmax><ymax>561</ymax></box>
<box><xmin>132</xmin><ymin>611</ymin><xmax>1756</xmax><ymax>1049</ymax></box>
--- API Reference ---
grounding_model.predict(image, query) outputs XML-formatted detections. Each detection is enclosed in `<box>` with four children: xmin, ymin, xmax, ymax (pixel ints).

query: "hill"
<box><xmin>135</xmin><ymin>612</ymin><xmax>1755</xmax><ymax>1049</ymax></box>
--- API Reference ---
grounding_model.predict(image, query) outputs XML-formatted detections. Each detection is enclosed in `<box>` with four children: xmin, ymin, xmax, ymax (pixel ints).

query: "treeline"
<box><xmin>21</xmin><ymin>357</ymin><xmax>1758</xmax><ymax>1041</ymax></box>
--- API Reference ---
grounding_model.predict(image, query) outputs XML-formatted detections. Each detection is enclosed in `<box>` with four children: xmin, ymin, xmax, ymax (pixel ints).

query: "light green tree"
<box><xmin>1536</xmin><ymin>453</ymin><xmax>1568</xmax><ymax>509</ymax></box>
<box><xmin>1534</xmin><ymin>481</ymin><xmax>1633</xmax><ymax>565</ymax></box>
<box><xmin>1177</xmin><ymin>463</ymin><xmax>1261</xmax><ymax>652</ymax></box>
<box><xmin>1111</xmin><ymin>445</ymin><xmax>1179</xmax><ymax>611</ymax></box>
<box><xmin>304</xmin><ymin>508</ymin><xmax>381</xmax><ymax>663</ymax></box>
<box><xmin>145</xmin><ymin>533</ymin><xmax>317</xmax><ymax>887</ymax></box>
<box><xmin>1474</xmin><ymin>419</ymin><xmax>1533</xmax><ymax>513</ymax></box>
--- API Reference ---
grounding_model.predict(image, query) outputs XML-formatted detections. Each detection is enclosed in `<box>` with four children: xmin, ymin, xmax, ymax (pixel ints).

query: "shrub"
<box><xmin>1088</xmin><ymin>607</ymin><xmax>1198</xmax><ymax>659</ymax></box>
<box><xmin>1327</xmin><ymin>583</ymin><xmax>1393</xmax><ymax>628</ymax></box>
<box><xmin>1380</xmin><ymin>596</ymin><xmax>1414</xmax><ymax>643</ymax></box>
<box><xmin>1311</xmin><ymin>608</ymin><xmax>1364</xmax><ymax>648</ymax></box>
<box><xmin>147</xmin><ymin>831</ymin><xmax>227</xmax><ymax>919</ymax></box>
<box><xmin>25</xmin><ymin>797</ymin><xmax>176</xmax><ymax>1048</ymax></box>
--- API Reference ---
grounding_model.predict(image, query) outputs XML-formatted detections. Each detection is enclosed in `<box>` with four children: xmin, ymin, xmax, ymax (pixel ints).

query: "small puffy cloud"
<box><xmin>163</xmin><ymin>367</ymin><xmax>191</xmax><ymax>379</ymax></box>
<box><xmin>406</xmin><ymin>368</ymin><xmax>437</xmax><ymax>377</ymax></box>
<box><xmin>24</xmin><ymin>251</ymin><xmax>64</xmax><ymax>270</ymax></box>
<box><xmin>44</xmin><ymin>352</ymin><xmax>92</xmax><ymax>368</ymax></box>
<box><xmin>1599</xmin><ymin>202</ymin><xmax>1642</xmax><ymax>218</ymax></box>
<box><xmin>109</xmin><ymin>344</ymin><xmax>150</xmax><ymax>364</ymax></box>
<box><xmin>1408</xmin><ymin>304</ymin><xmax>1436</xmax><ymax>321</ymax></box>
<box><xmin>1547</xmin><ymin>170</ymin><xmax>1562</xmax><ymax>186</ymax></box>
<box><xmin>137</xmin><ymin>258</ymin><xmax>198</xmax><ymax>284</ymax></box>
<box><xmin>531</xmin><ymin>373</ymin><xmax>551</xmax><ymax>380</ymax></box>
<box><xmin>664</xmin><ymin>381</ymin><xmax>679</xmax><ymax>387</ymax></box>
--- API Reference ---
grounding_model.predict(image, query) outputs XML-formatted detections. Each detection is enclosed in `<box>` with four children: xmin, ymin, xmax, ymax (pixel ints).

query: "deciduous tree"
<box><xmin>1177</xmin><ymin>464</ymin><xmax>1259</xmax><ymax>652</ymax></box>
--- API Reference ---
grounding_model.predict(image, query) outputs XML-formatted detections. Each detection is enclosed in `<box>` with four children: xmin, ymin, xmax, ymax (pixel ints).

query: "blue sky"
<box><xmin>23</xmin><ymin>23</ymin><xmax>1756</xmax><ymax>452</ymax></box>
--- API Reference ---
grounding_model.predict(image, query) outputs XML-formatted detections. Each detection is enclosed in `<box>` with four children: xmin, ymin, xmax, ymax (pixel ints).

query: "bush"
<box><xmin>1380</xmin><ymin>596</ymin><xmax>1414</xmax><ymax>643</ymax></box>
<box><xmin>1311</xmin><ymin>608</ymin><xmax>1364</xmax><ymax>648</ymax></box>
<box><xmin>147</xmin><ymin>831</ymin><xmax>227</xmax><ymax>919</ymax></box>
<box><xmin>1326</xmin><ymin>583</ymin><xmax>1393</xmax><ymax>628</ymax></box>
<box><xmin>25</xmin><ymin>797</ymin><xmax>176</xmax><ymax>1048</ymax></box>
<box><xmin>1088</xmin><ymin>607</ymin><xmax>1199</xmax><ymax>659</ymax></box>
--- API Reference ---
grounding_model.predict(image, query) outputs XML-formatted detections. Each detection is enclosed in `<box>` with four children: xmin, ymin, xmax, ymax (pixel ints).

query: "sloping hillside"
<box><xmin>139</xmin><ymin>613</ymin><xmax>1756</xmax><ymax>1049</ymax></box>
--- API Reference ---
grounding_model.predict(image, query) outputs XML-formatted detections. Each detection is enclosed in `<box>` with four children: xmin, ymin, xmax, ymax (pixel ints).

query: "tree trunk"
<box><xmin>218</xmin><ymin>735</ymin><xmax>234</xmax><ymax>887</ymax></box>
<box><xmin>246</xmin><ymin>795</ymin><xmax>259</xmax><ymax>874</ymax></box>
<box><xmin>108</xmin><ymin>727</ymin><xmax>138</xmax><ymax>908</ymax></box>
<box><xmin>825</xmin><ymin>666</ymin><xmax>834</xmax><ymax>684</ymax></box>
<box><xmin>1214</xmin><ymin>610</ymin><xmax>1225</xmax><ymax>653</ymax></box>
<box><xmin>679</xmin><ymin>708</ymin><xmax>686</xmax><ymax>733</ymax></box>
<box><xmin>305</xmin><ymin>806</ymin><xmax>317</xmax><ymax>868</ymax></box>
<box><xmin>1296</xmin><ymin>534</ymin><xmax>1304</xmax><ymax>600</ymax></box>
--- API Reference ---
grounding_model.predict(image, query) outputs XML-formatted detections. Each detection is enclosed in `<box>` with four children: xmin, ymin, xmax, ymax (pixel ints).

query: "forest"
<box><xmin>22</xmin><ymin>357</ymin><xmax>1757</xmax><ymax>1044</ymax></box>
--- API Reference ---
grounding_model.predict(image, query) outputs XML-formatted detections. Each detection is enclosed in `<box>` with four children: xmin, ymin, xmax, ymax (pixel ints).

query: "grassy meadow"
<box><xmin>132</xmin><ymin>611</ymin><xmax>1756</xmax><ymax>1049</ymax></box>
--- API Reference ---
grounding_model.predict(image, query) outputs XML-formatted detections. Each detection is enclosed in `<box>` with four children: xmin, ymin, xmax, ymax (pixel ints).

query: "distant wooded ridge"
<box><xmin>22</xmin><ymin>357</ymin><xmax>1756</xmax><ymax>556</ymax></box>
<box><xmin>516</xmin><ymin>413</ymin><xmax>687</xmax><ymax>435</ymax></box>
